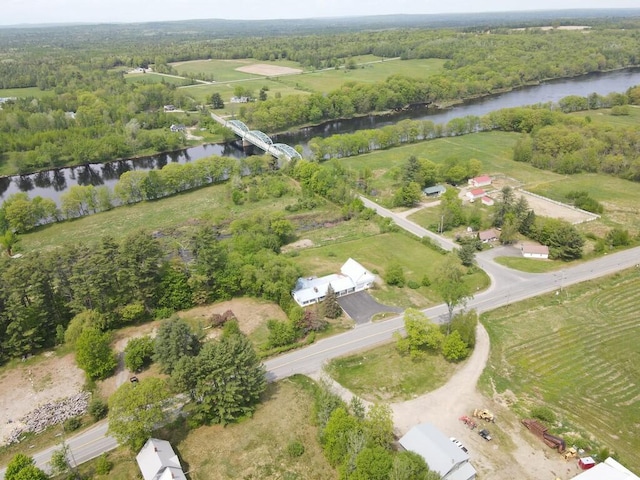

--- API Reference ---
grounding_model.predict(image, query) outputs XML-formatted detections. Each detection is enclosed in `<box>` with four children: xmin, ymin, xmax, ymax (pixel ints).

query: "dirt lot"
<box><xmin>235</xmin><ymin>63</ymin><xmax>302</xmax><ymax>76</ymax></box>
<box><xmin>0</xmin><ymin>353</ymin><xmax>84</xmax><ymax>445</ymax></box>
<box><xmin>517</xmin><ymin>190</ymin><xmax>597</xmax><ymax>225</ymax></box>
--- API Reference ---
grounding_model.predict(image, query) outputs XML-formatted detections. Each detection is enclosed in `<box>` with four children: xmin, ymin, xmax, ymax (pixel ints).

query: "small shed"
<box><xmin>579</xmin><ymin>457</ymin><xmax>597</xmax><ymax>470</ymax></box>
<box><xmin>481</xmin><ymin>196</ymin><xmax>495</xmax><ymax>206</ymax></box>
<box><xmin>522</xmin><ymin>244</ymin><xmax>549</xmax><ymax>259</ymax></box>
<box><xmin>423</xmin><ymin>185</ymin><xmax>447</xmax><ymax>197</ymax></box>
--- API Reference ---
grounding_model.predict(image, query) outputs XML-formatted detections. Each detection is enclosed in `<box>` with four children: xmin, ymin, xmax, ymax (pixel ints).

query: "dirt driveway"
<box><xmin>390</xmin><ymin>324</ymin><xmax>581</xmax><ymax>480</ymax></box>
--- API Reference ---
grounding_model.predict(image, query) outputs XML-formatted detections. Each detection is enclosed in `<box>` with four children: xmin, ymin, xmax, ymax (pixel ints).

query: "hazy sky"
<box><xmin>2</xmin><ymin>0</ymin><xmax>639</xmax><ymax>26</ymax></box>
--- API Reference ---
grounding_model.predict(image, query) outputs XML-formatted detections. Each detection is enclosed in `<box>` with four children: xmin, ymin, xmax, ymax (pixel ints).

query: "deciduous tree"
<box><xmin>75</xmin><ymin>328</ymin><xmax>117</xmax><ymax>380</ymax></box>
<box><xmin>108</xmin><ymin>377</ymin><xmax>172</xmax><ymax>450</ymax></box>
<box><xmin>433</xmin><ymin>256</ymin><xmax>471</xmax><ymax>334</ymax></box>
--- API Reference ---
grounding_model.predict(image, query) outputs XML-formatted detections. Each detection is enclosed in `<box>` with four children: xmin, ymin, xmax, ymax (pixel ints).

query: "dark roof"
<box><xmin>423</xmin><ymin>185</ymin><xmax>446</xmax><ymax>195</ymax></box>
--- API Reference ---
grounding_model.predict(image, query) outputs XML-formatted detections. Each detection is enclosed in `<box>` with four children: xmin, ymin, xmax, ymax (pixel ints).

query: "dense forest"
<box><xmin>2</xmin><ymin>15</ymin><xmax>640</xmax><ymax>175</ymax></box>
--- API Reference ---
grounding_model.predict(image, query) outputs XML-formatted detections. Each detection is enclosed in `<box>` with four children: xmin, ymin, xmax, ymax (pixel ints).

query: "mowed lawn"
<box><xmin>293</xmin><ymin>232</ymin><xmax>489</xmax><ymax>308</ymax></box>
<box><xmin>327</xmin><ymin>343</ymin><xmax>460</xmax><ymax>402</ymax></box>
<box><xmin>480</xmin><ymin>268</ymin><xmax>640</xmax><ymax>472</ymax></box>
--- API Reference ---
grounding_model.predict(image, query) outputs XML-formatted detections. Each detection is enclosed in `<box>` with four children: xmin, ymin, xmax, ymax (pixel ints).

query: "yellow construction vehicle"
<box><xmin>473</xmin><ymin>408</ymin><xmax>495</xmax><ymax>422</ymax></box>
<box><xmin>564</xmin><ymin>447</ymin><xmax>577</xmax><ymax>460</ymax></box>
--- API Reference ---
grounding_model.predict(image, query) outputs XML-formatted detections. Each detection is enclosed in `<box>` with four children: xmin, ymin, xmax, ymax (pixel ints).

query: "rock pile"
<box><xmin>7</xmin><ymin>391</ymin><xmax>90</xmax><ymax>444</ymax></box>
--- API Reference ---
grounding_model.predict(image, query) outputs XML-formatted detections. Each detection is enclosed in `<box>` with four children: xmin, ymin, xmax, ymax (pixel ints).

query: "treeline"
<box><xmin>0</xmin><ymin>155</ymin><xmax>248</xmax><ymax>233</ymax></box>
<box><xmin>0</xmin><ymin>215</ymin><xmax>303</xmax><ymax>364</ymax></box>
<box><xmin>0</xmin><ymin>79</ymin><xmax>198</xmax><ymax>173</ymax></box>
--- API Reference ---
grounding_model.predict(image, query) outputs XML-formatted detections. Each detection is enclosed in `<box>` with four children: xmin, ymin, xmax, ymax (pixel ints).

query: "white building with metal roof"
<box><xmin>571</xmin><ymin>458</ymin><xmax>639</xmax><ymax>480</ymax></box>
<box><xmin>399</xmin><ymin>423</ymin><xmax>476</xmax><ymax>480</ymax></box>
<box><xmin>292</xmin><ymin>258</ymin><xmax>375</xmax><ymax>307</ymax></box>
<box><xmin>136</xmin><ymin>438</ymin><xmax>187</xmax><ymax>480</ymax></box>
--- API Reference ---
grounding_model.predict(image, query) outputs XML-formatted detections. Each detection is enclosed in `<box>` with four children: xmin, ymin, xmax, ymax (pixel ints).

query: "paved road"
<box><xmin>3</xmin><ymin>199</ymin><xmax>638</xmax><ymax>477</ymax></box>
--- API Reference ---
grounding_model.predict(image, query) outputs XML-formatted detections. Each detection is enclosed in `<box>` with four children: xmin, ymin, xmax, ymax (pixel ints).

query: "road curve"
<box><xmin>2</xmin><ymin>199</ymin><xmax>639</xmax><ymax>477</ymax></box>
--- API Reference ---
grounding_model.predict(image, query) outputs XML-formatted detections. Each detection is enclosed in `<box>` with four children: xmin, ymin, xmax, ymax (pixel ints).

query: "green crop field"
<box><xmin>278</xmin><ymin>58</ymin><xmax>446</xmax><ymax>94</ymax></box>
<box><xmin>293</xmin><ymin>232</ymin><xmax>489</xmax><ymax>309</ymax></box>
<box><xmin>480</xmin><ymin>268</ymin><xmax>640</xmax><ymax>472</ymax></box>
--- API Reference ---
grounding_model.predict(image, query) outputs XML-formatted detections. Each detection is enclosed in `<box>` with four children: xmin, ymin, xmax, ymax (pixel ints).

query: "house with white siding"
<box><xmin>292</xmin><ymin>258</ymin><xmax>375</xmax><ymax>307</ymax></box>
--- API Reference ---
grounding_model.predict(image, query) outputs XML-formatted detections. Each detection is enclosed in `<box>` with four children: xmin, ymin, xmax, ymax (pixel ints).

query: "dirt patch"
<box><xmin>0</xmin><ymin>353</ymin><xmax>84</xmax><ymax>445</ymax></box>
<box><xmin>179</xmin><ymin>297</ymin><xmax>287</xmax><ymax>338</ymax></box>
<box><xmin>235</xmin><ymin>64</ymin><xmax>303</xmax><ymax>76</ymax></box>
<box><xmin>518</xmin><ymin>190</ymin><xmax>597</xmax><ymax>225</ymax></box>
<box><xmin>281</xmin><ymin>238</ymin><xmax>314</xmax><ymax>253</ymax></box>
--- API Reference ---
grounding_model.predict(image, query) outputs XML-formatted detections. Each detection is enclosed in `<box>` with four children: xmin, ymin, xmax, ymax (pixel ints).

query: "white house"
<box><xmin>522</xmin><ymin>244</ymin><xmax>549</xmax><ymax>259</ymax></box>
<box><xmin>399</xmin><ymin>423</ymin><xmax>476</xmax><ymax>480</ymax></box>
<box><xmin>292</xmin><ymin>258</ymin><xmax>375</xmax><ymax>307</ymax></box>
<box><xmin>571</xmin><ymin>457</ymin><xmax>639</xmax><ymax>480</ymax></box>
<box><xmin>136</xmin><ymin>438</ymin><xmax>187</xmax><ymax>480</ymax></box>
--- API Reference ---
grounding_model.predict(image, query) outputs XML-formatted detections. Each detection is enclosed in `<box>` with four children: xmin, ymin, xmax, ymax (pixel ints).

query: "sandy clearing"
<box><xmin>0</xmin><ymin>353</ymin><xmax>84</xmax><ymax>445</ymax></box>
<box><xmin>235</xmin><ymin>64</ymin><xmax>302</xmax><ymax>76</ymax></box>
<box><xmin>517</xmin><ymin>191</ymin><xmax>597</xmax><ymax>225</ymax></box>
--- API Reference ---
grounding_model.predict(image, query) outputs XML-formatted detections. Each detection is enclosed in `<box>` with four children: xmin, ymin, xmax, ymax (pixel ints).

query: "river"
<box><xmin>2</xmin><ymin>68</ymin><xmax>640</xmax><ymax>205</ymax></box>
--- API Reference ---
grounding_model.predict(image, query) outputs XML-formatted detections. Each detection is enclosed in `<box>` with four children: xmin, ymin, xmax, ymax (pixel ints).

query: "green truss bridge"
<box><xmin>210</xmin><ymin>113</ymin><xmax>302</xmax><ymax>162</ymax></box>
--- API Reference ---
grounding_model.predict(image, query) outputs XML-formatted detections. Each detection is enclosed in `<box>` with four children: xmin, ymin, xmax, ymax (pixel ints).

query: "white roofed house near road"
<box><xmin>136</xmin><ymin>438</ymin><xmax>187</xmax><ymax>480</ymax></box>
<box><xmin>292</xmin><ymin>258</ymin><xmax>375</xmax><ymax>307</ymax></box>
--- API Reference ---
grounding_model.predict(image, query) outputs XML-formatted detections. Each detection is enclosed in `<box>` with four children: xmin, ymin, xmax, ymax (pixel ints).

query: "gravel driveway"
<box><xmin>337</xmin><ymin>291</ymin><xmax>403</xmax><ymax>324</ymax></box>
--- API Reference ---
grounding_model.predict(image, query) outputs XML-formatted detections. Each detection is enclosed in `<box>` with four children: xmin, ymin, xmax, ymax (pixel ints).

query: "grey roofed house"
<box><xmin>136</xmin><ymin>438</ymin><xmax>187</xmax><ymax>480</ymax></box>
<box><xmin>399</xmin><ymin>423</ymin><xmax>476</xmax><ymax>480</ymax></box>
<box><xmin>423</xmin><ymin>184</ymin><xmax>446</xmax><ymax>197</ymax></box>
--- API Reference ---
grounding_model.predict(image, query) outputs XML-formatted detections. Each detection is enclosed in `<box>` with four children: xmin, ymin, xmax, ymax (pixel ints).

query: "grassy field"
<box><xmin>0</xmin><ymin>87</ymin><xmax>50</xmax><ymax>98</ymax></box>
<box><xmin>124</xmin><ymin>73</ymin><xmax>192</xmax><ymax>86</ymax></box>
<box><xmin>170</xmin><ymin>58</ymin><xmax>304</xmax><ymax>82</ymax></box>
<box><xmin>78</xmin><ymin>376</ymin><xmax>335</xmax><ymax>480</ymax></box>
<box><xmin>480</xmin><ymin>267</ymin><xmax>640</xmax><ymax>471</ymax></box>
<box><xmin>182</xmin><ymin>78</ymin><xmax>307</xmax><ymax>105</ymax></box>
<box><xmin>572</xmin><ymin>105</ymin><xmax>640</xmax><ymax>128</ymax></box>
<box><xmin>19</xmin><ymin>182</ymin><xmax>299</xmax><ymax>253</ymax></box>
<box><xmin>327</xmin><ymin>343</ymin><xmax>460</xmax><ymax>402</ymax></box>
<box><xmin>277</xmin><ymin>58</ymin><xmax>446</xmax><ymax>94</ymax></box>
<box><xmin>528</xmin><ymin>173</ymin><xmax>640</xmax><ymax>235</ymax></box>
<box><xmin>340</xmin><ymin>131</ymin><xmax>556</xmax><ymax>202</ymax></box>
<box><xmin>293</xmin><ymin>232</ymin><xmax>489</xmax><ymax>309</ymax></box>
<box><xmin>493</xmin><ymin>256</ymin><xmax>565</xmax><ymax>273</ymax></box>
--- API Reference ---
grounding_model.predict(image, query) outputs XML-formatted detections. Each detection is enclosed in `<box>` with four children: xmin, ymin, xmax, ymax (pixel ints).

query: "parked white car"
<box><xmin>450</xmin><ymin>437</ymin><xmax>468</xmax><ymax>453</ymax></box>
